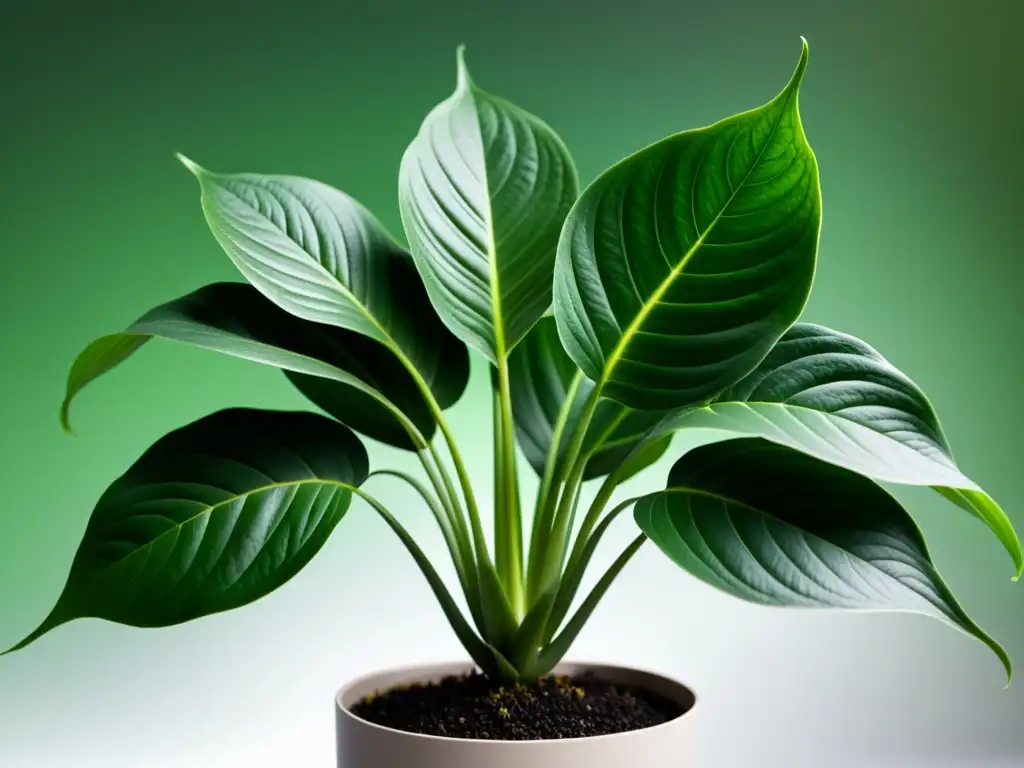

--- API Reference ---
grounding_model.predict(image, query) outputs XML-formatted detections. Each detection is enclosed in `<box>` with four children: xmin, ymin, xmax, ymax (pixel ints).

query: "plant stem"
<box><xmin>526</xmin><ymin>371</ymin><xmax>583</xmax><ymax>604</ymax></box>
<box><xmin>493</xmin><ymin>358</ymin><xmax>524</xmax><ymax>617</ymax></box>
<box><xmin>367</xmin><ymin>468</ymin><xmax>483</xmax><ymax>631</ymax></box>
<box><xmin>534</xmin><ymin>386</ymin><xmax>602</xmax><ymax>594</ymax></box>
<box><xmin>531</xmin><ymin>534</ymin><xmax>647</xmax><ymax>678</ymax></box>
<box><xmin>352</xmin><ymin>487</ymin><xmax>498</xmax><ymax>676</ymax></box>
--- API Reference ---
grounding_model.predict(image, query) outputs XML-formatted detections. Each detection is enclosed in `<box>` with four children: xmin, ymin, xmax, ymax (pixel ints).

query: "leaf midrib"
<box><xmin>102</xmin><ymin>477</ymin><xmax>355</xmax><ymax>573</ymax></box>
<box><xmin>597</xmin><ymin>85</ymin><xmax>800</xmax><ymax>393</ymax></box>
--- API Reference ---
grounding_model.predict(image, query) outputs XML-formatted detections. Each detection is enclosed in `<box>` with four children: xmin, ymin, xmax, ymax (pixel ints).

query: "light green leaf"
<box><xmin>554</xmin><ymin>39</ymin><xmax>820</xmax><ymax>410</ymax></box>
<box><xmin>636</xmin><ymin>438</ymin><xmax>1011</xmax><ymax>682</ymax></box>
<box><xmin>61</xmin><ymin>283</ymin><xmax>469</xmax><ymax>450</ymax></box>
<box><xmin>657</xmin><ymin>323</ymin><xmax>1022</xmax><ymax>578</ymax></box>
<box><xmin>506</xmin><ymin>317</ymin><xmax>666</xmax><ymax>480</ymax></box>
<box><xmin>7</xmin><ymin>409</ymin><xmax>369</xmax><ymax>652</ymax></box>
<box><xmin>398</xmin><ymin>47</ymin><xmax>579</xmax><ymax>363</ymax></box>
<box><xmin>178</xmin><ymin>156</ymin><xmax>455</xmax><ymax>393</ymax></box>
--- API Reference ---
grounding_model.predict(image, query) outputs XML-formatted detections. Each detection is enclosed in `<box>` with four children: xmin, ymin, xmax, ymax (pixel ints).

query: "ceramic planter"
<box><xmin>335</xmin><ymin>661</ymin><xmax>698</xmax><ymax>767</ymax></box>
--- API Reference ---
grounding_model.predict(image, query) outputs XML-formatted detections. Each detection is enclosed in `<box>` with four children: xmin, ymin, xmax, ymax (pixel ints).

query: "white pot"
<box><xmin>335</xmin><ymin>661</ymin><xmax>698</xmax><ymax>767</ymax></box>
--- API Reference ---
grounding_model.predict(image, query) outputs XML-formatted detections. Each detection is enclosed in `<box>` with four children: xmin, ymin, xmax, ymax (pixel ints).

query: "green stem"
<box><xmin>426</xmin><ymin>443</ymin><xmax>474</xmax><ymax>570</ymax></box>
<box><xmin>367</xmin><ymin>468</ymin><xmax>482</xmax><ymax>631</ymax></box>
<box><xmin>535</xmin><ymin>386</ymin><xmax>603</xmax><ymax>593</ymax></box>
<box><xmin>532</xmin><ymin>534</ymin><xmax>646</xmax><ymax>678</ymax></box>
<box><xmin>526</xmin><ymin>371</ymin><xmax>584</xmax><ymax>604</ymax></box>
<box><xmin>544</xmin><ymin>496</ymin><xmax>640</xmax><ymax>642</ymax></box>
<box><xmin>353</xmin><ymin>488</ymin><xmax>497</xmax><ymax>676</ymax></box>
<box><xmin>494</xmin><ymin>358</ymin><xmax>524</xmax><ymax>617</ymax></box>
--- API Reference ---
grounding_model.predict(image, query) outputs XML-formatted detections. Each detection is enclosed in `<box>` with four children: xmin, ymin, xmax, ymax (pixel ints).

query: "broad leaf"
<box><xmin>554</xmin><ymin>40</ymin><xmax>820</xmax><ymax>410</ymax></box>
<box><xmin>657</xmin><ymin>323</ymin><xmax>1022</xmax><ymax>577</ymax></box>
<box><xmin>636</xmin><ymin>439</ymin><xmax>1011</xmax><ymax>681</ymax></box>
<box><xmin>178</xmin><ymin>156</ymin><xmax>456</xmax><ymax>391</ymax></box>
<box><xmin>398</xmin><ymin>47</ymin><xmax>579</xmax><ymax>363</ymax></box>
<box><xmin>507</xmin><ymin>317</ymin><xmax>667</xmax><ymax>481</ymax></box>
<box><xmin>61</xmin><ymin>283</ymin><xmax>469</xmax><ymax>450</ymax></box>
<box><xmin>7</xmin><ymin>409</ymin><xmax>369</xmax><ymax>652</ymax></box>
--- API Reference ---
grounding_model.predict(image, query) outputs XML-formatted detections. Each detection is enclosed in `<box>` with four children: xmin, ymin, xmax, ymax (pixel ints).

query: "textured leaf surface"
<box><xmin>8</xmin><ymin>409</ymin><xmax>369</xmax><ymax>652</ymax></box>
<box><xmin>636</xmin><ymin>439</ymin><xmax>1010</xmax><ymax>680</ymax></box>
<box><xmin>506</xmin><ymin>317</ymin><xmax>665</xmax><ymax>480</ymax></box>
<box><xmin>399</xmin><ymin>48</ymin><xmax>579</xmax><ymax>362</ymax></box>
<box><xmin>554</xmin><ymin>40</ymin><xmax>820</xmax><ymax>410</ymax></box>
<box><xmin>179</xmin><ymin>157</ymin><xmax>458</xmax><ymax>390</ymax></box>
<box><xmin>60</xmin><ymin>283</ymin><xmax>468</xmax><ymax>449</ymax></box>
<box><xmin>658</xmin><ymin>323</ymin><xmax>1021</xmax><ymax>576</ymax></box>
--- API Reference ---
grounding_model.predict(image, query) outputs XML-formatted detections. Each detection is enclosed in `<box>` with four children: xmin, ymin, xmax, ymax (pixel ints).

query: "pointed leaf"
<box><xmin>554</xmin><ymin>40</ymin><xmax>820</xmax><ymax>410</ymax></box>
<box><xmin>657</xmin><ymin>323</ymin><xmax>1022</xmax><ymax>577</ymax></box>
<box><xmin>636</xmin><ymin>438</ymin><xmax>1011</xmax><ymax>681</ymax></box>
<box><xmin>178</xmin><ymin>156</ymin><xmax>458</xmax><ymax>393</ymax></box>
<box><xmin>8</xmin><ymin>409</ymin><xmax>369</xmax><ymax>653</ymax></box>
<box><xmin>60</xmin><ymin>283</ymin><xmax>469</xmax><ymax>450</ymax></box>
<box><xmin>398</xmin><ymin>48</ymin><xmax>579</xmax><ymax>363</ymax></box>
<box><xmin>507</xmin><ymin>317</ymin><xmax>666</xmax><ymax>480</ymax></box>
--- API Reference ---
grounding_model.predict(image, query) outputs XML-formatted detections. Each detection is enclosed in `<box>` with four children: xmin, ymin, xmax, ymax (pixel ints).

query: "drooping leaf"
<box><xmin>7</xmin><ymin>409</ymin><xmax>369</xmax><ymax>652</ymax></box>
<box><xmin>635</xmin><ymin>438</ymin><xmax>1011</xmax><ymax>681</ymax></box>
<box><xmin>554</xmin><ymin>40</ymin><xmax>820</xmax><ymax>411</ymax></box>
<box><xmin>398</xmin><ymin>47</ymin><xmax>579</xmax><ymax>363</ymax></box>
<box><xmin>60</xmin><ymin>283</ymin><xmax>469</xmax><ymax>450</ymax></box>
<box><xmin>656</xmin><ymin>323</ymin><xmax>1022</xmax><ymax>577</ymax></box>
<box><xmin>177</xmin><ymin>156</ymin><xmax>459</xmax><ymax>394</ymax></box>
<box><xmin>506</xmin><ymin>317</ymin><xmax>666</xmax><ymax>481</ymax></box>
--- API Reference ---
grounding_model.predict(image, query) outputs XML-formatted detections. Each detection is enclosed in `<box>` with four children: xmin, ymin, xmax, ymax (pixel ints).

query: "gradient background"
<box><xmin>1</xmin><ymin>1</ymin><xmax>1021</xmax><ymax>765</ymax></box>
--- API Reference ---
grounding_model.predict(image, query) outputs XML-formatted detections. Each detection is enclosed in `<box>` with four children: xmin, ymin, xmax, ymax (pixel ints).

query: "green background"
<box><xmin>1</xmin><ymin>1</ymin><xmax>1021</xmax><ymax>765</ymax></box>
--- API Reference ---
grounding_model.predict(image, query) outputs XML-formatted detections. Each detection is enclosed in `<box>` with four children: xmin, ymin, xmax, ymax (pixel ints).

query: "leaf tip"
<box><xmin>455</xmin><ymin>44</ymin><xmax>472</xmax><ymax>90</ymax></box>
<box><xmin>175</xmin><ymin>152</ymin><xmax>205</xmax><ymax>178</ymax></box>
<box><xmin>789</xmin><ymin>36</ymin><xmax>810</xmax><ymax>91</ymax></box>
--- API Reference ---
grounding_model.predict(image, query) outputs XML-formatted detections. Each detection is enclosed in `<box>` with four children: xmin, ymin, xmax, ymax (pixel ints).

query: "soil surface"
<box><xmin>351</xmin><ymin>672</ymin><xmax>684</xmax><ymax>741</ymax></box>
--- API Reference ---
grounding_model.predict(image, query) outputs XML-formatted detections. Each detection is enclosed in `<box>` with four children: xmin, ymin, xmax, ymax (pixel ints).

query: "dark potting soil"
<box><xmin>351</xmin><ymin>672</ymin><xmax>684</xmax><ymax>741</ymax></box>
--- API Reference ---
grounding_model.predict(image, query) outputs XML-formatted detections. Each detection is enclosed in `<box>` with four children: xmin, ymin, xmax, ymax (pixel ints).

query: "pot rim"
<box><xmin>336</xmin><ymin>660</ymin><xmax>698</xmax><ymax>746</ymax></box>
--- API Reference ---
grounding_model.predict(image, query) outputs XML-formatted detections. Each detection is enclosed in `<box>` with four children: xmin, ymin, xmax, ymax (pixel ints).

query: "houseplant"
<box><xmin>4</xmin><ymin>37</ymin><xmax>1019</xmax><ymax>766</ymax></box>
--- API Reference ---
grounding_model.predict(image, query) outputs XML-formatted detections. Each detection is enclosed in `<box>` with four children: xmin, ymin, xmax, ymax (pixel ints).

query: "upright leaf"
<box><xmin>7</xmin><ymin>409</ymin><xmax>369</xmax><ymax>652</ymax></box>
<box><xmin>178</xmin><ymin>156</ymin><xmax>456</xmax><ymax>396</ymax></box>
<box><xmin>61</xmin><ymin>283</ymin><xmax>469</xmax><ymax>450</ymax></box>
<box><xmin>398</xmin><ymin>47</ymin><xmax>579</xmax><ymax>362</ymax></box>
<box><xmin>656</xmin><ymin>323</ymin><xmax>1022</xmax><ymax>577</ymax></box>
<box><xmin>636</xmin><ymin>439</ymin><xmax>1011</xmax><ymax>681</ymax></box>
<box><xmin>506</xmin><ymin>318</ymin><xmax>667</xmax><ymax>481</ymax></box>
<box><xmin>554</xmin><ymin>40</ymin><xmax>820</xmax><ymax>410</ymax></box>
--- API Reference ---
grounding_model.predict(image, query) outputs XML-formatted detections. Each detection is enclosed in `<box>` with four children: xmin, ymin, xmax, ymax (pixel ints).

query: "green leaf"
<box><xmin>506</xmin><ymin>317</ymin><xmax>666</xmax><ymax>481</ymax></box>
<box><xmin>61</xmin><ymin>283</ymin><xmax>469</xmax><ymax>450</ymax></box>
<box><xmin>177</xmin><ymin>156</ymin><xmax>457</xmax><ymax>396</ymax></box>
<box><xmin>636</xmin><ymin>438</ymin><xmax>1011</xmax><ymax>682</ymax></box>
<box><xmin>657</xmin><ymin>323</ymin><xmax>1022</xmax><ymax>578</ymax></box>
<box><xmin>398</xmin><ymin>47</ymin><xmax>579</xmax><ymax>363</ymax></box>
<box><xmin>7</xmin><ymin>409</ymin><xmax>369</xmax><ymax>653</ymax></box>
<box><xmin>554</xmin><ymin>39</ymin><xmax>820</xmax><ymax>411</ymax></box>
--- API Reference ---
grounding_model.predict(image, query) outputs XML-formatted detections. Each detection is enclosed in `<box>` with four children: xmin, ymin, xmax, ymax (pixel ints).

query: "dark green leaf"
<box><xmin>657</xmin><ymin>323</ymin><xmax>1022</xmax><ymax>578</ymax></box>
<box><xmin>61</xmin><ymin>283</ymin><xmax>469</xmax><ymax>450</ymax></box>
<box><xmin>7</xmin><ymin>409</ymin><xmax>369</xmax><ymax>652</ymax></box>
<box><xmin>554</xmin><ymin>40</ymin><xmax>820</xmax><ymax>410</ymax></box>
<box><xmin>399</xmin><ymin>47</ymin><xmax>579</xmax><ymax>363</ymax></box>
<box><xmin>506</xmin><ymin>317</ymin><xmax>666</xmax><ymax>481</ymax></box>
<box><xmin>636</xmin><ymin>438</ymin><xmax>1011</xmax><ymax>681</ymax></box>
<box><xmin>177</xmin><ymin>156</ymin><xmax>460</xmax><ymax>398</ymax></box>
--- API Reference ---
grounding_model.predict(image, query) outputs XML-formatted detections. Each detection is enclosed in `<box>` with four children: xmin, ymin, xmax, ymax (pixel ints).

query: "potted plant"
<box><xmin>4</xmin><ymin>38</ymin><xmax>1018</xmax><ymax>767</ymax></box>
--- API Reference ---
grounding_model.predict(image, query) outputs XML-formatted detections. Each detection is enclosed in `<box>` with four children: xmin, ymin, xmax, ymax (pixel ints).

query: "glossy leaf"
<box><xmin>506</xmin><ymin>317</ymin><xmax>666</xmax><ymax>481</ymax></box>
<box><xmin>398</xmin><ymin>47</ymin><xmax>579</xmax><ymax>363</ymax></box>
<box><xmin>61</xmin><ymin>283</ymin><xmax>469</xmax><ymax>450</ymax></box>
<box><xmin>657</xmin><ymin>323</ymin><xmax>1022</xmax><ymax>577</ymax></box>
<box><xmin>178</xmin><ymin>156</ymin><xmax>459</xmax><ymax>393</ymax></box>
<box><xmin>636</xmin><ymin>438</ymin><xmax>1011</xmax><ymax>681</ymax></box>
<box><xmin>7</xmin><ymin>409</ymin><xmax>369</xmax><ymax>652</ymax></box>
<box><xmin>554</xmin><ymin>40</ymin><xmax>820</xmax><ymax>410</ymax></box>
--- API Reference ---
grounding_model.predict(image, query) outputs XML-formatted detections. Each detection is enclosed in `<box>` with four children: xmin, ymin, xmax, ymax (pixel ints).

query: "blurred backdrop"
<box><xmin>0</xmin><ymin>1</ymin><xmax>1021</xmax><ymax>765</ymax></box>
